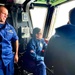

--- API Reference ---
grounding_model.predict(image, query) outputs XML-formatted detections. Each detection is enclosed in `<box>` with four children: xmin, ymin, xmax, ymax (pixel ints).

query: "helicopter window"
<box><xmin>30</xmin><ymin>6</ymin><xmax>48</xmax><ymax>30</ymax></box>
<box><xmin>48</xmin><ymin>0</ymin><xmax>75</xmax><ymax>39</ymax></box>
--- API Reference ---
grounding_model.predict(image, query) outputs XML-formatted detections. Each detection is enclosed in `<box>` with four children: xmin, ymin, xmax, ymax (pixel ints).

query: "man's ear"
<box><xmin>36</xmin><ymin>34</ymin><xmax>38</xmax><ymax>37</ymax></box>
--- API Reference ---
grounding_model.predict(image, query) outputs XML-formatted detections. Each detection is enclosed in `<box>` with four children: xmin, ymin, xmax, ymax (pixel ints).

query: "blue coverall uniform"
<box><xmin>23</xmin><ymin>38</ymin><xmax>47</xmax><ymax>75</ymax></box>
<box><xmin>0</xmin><ymin>22</ymin><xmax>18</xmax><ymax>75</ymax></box>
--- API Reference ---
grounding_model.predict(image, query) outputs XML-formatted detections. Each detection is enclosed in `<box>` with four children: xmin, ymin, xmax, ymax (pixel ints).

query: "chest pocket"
<box><xmin>5</xmin><ymin>30</ymin><xmax>13</xmax><ymax>41</ymax></box>
<box><xmin>40</xmin><ymin>42</ymin><xmax>43</xmax><ymax>48</ymax></box>
<box><xmin>36</xmin><ymin>42</ymin><xmax>43</xmax><ymax>52</ymax></box>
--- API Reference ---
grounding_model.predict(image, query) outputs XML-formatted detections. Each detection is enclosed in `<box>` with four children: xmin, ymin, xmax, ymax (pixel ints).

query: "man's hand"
<box><xmin>14</xmin><ymin>54</ymin><xmax>18</xmax><ymax>63</ymax></box>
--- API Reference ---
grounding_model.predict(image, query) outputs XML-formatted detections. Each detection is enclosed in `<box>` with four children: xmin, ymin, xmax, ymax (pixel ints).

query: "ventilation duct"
<box><xmin>14</xmin><ymin>0</ymin><xmax>26</xmax><ymax>4</ymax></box>
<box><xmin>0</xmin><ymin>0</ymin><xmax>26</xmax><ymax>4</ymax></box>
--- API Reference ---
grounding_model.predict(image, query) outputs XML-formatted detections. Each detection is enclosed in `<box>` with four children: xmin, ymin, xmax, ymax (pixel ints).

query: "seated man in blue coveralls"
<box><xmin>0</xmin><ymin>6</ymin><xmax>19</xmax><ymax>75</ymax></box>
<box><xmin>23</xmin><ymin>27</ymin><xmax>47</xmax><ymax>75</ymax></box>
<box><xmin>44</xmin><ymin>7</ymin><xmax>75</xmax><ymax>75</ymax></box>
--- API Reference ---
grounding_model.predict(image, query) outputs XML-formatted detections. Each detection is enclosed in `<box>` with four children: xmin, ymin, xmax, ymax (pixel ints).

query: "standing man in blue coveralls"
<box><xmin>0</xmin><ymin>6</ymin><xmax>19</xmax><ymax>75</ymax></box>
<box><xmin>23</xmin><ymin>27</ymin><xmax>47</xmax><ymax>75</ymax></box>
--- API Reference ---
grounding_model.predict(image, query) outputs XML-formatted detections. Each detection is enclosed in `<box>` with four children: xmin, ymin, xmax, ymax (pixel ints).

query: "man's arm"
<box><xmin>14</xmin><ymin>40</ymin><xmax>19</xmax><ymax>63</ymax></box>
